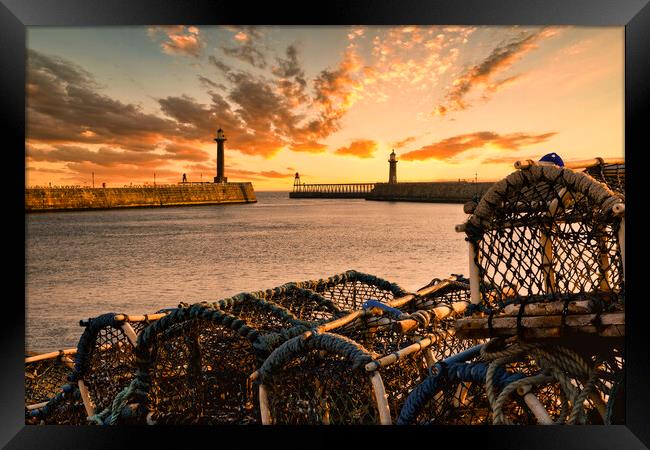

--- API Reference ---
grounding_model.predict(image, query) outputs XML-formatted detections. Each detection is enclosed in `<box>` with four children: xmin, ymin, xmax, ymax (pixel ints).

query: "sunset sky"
<box><xmin>26</xmin><ymin>26</ymin><xmax>623</xmax><ymax>190</ymax></box>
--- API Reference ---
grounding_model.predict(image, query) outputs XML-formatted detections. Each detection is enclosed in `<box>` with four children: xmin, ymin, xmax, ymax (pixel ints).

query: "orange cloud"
<box><xmin>334</xmin><ymin>140</ymin><xmax>378</xmax><ymax>158</ymax></box>
<box><xmin>400</xmin><ymin>131</ymin><xmax>557</xmax><ymax>161</ymax></box>
<box><xmin>391</xmin><ymin>136</ymin><xmax>418</xmax><ymax>149</ymax></box>
<box><xmin>289</xmin><ymin>142</ymin><xmax>328</xmax><ymax>153</ymax></box>
<box><xmin>434</xmin><ymin>28</ymin><xmax>558</xmax><ymax>115</ymax></box>
<box><xmin>148</xmin><ymin>26</ymin><xmax>203</xmax><ymax>57</ymax></box>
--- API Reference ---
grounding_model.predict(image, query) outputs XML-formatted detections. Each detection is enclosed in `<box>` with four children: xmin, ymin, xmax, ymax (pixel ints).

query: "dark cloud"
<box><xmin>222</xmin><ymin>26</ymin><xmax>268</xmax><ymax>69</ymax></box>
<box><xmin>197</xmin><ymin>75</ymin><xmax>226</xmax><ymax>91</ymax></box>
<box><xmin>208</xmin><ymin>56</ymin><xmax>232</xmax><ymax>74</ymax></box>
<box><xmin>400</xmin><ymin>131</ymin><xmax>557</xmax><ymax>161</ymax></box>
<box><xmin>163</xmin><ymin>143</ymin><xmax>210</xmax><ymax>162</ymax></box>
<box><xmin>27</xmin><ymin>49</ymin><xmax>178</xmax><ymax>151</ymax></box>
<box><xmin>28</xmin><ymin>145</ymin><xmax>159</xmax><ymax>167</ymax></box>
<box><xmin>27</xmin><ymin>44</ymin><xmax>363</xmax><ymax>178</ymax></box>
<box><xmin>272</xmin><ymin>45</ymin><xmax>309</xmax><ymax>106</ymax></box>
<box><xmin>272</xmin><ymin>45</ymin><xmax>303</xmax><ymax>79</ymax></box>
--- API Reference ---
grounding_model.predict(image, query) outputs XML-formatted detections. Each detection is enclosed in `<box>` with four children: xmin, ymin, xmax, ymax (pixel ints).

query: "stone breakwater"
<box><xmin>25</xmin><ymin>183</ymin><xmax>256</xmax><ymax>212</ymax></box>
<box><xmin>366</xmin><ymin>182</ymin><xmax>494</xmax><ymax>203</ymax></box>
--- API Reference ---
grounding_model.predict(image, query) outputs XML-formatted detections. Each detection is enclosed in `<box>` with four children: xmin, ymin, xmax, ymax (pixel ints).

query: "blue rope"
<box><xmin>362</xmin><ymin>299</ymin><xmax>404</xmax><ymax>318</ymax></box>
<box><xmin>397</xmin><ymin>361</ymin><xmax>525</xmax><ymax>425</ymax></box>
<box><xmin>69</xmin><ymin>312</ymin><xmax>120</xmax><ymax>382</ymax></box>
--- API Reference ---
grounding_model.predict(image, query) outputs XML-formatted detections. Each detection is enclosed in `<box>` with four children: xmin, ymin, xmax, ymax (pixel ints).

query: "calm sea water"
<box><xmin>25</xmin><ymin>192</ymin><xmax>469</xmax><ymax>352</ymax></box>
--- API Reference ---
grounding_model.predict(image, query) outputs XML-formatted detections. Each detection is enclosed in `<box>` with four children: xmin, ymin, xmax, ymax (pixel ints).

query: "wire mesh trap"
<box><xmin>115</xmin><ymin>288</ymin><xmax>344</xmax><ymax>425</ymax></box>
<box><xmin>252</xmin><ymin>289</ymin><xmax>479</xmax><ymax>426</ymax></box>
<box><xmin>456</xmin><ymin>164</ymin><xmax>625</xmax><ymax>332</ymax></box>
<box><xmin>25</xmin><ymin>349</ymin><xmax>76</xmax><ymax>408</ymax></box>
<box><xmin>253</xmin><ymin>331</ymin><xmax>388</xmax><ymax>424</ymax></box>
<box><xmin>294</xmin><ymin>270</ymin><xmax>408</xmax><ymax>311</ymax></box>
<box><xmin>397</xmin><ymin>337</ymin><xmax>620</xmax><ymax>425</ymax></box>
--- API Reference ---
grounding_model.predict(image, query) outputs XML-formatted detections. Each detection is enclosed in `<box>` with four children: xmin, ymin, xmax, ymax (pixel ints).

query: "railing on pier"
<box><xmin>290</xmin><ymin>183</ymin><xmax>376</xmax><ymax>199</ymax></box>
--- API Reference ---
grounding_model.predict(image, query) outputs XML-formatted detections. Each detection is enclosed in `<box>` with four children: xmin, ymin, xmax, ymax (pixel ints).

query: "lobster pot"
<box><xmin>27</xmin><ymin>386</ymin><xmax>87</xmax><ymax>425</ymax></box>
<box><xmin>144</xmin><ymin>315</ymin><xmax>260</xmax><ymax>424</ymax></box>
<box><xmin>67</xmin><ymin>312</ymin><xmax>166</xmax><ymax>421</ymax></box>
<box><xmin>408</xmin><ymin>278</ymin><xmax>484</xmax><ymax>362</ymax></box>
<box><xmin>256</xmin><ymin>329</ymin><xmax>435</xmax><ymax>425</ymax></box>
<box><xmin>244</xmin><ymin>284</ymin><xmax>348</xmax><ymax>324</ymax></box>
<box><xmin>25</xmin><ymin>349</ymin><xmax>75</xmax><ymax>408</ymax></box>
<box><xmin>399</xmin><ymin>339</ymin><xmax>622</xmax><ymax>425</ymax></box>
<box><xmin>256</xmin><ymin>332</ymin><xmax>385</xmax><ymax>424</ymax></box>
<box><xmin>126</xmin><ymin>293</ymin><xmax>338</xmax><ymax>425</ymax></box>
<box><xmin>583</xmin><ymin>162</ymin><xmax>625</xmax><ymax>196</ymax></box>
<box><xmin>461</xmin><ymin>165</ymin><xmax>624</xmax><ymax>313</ymax></box>
<box><xmin>295</xmin><ymin>270</ymin><xmax>407</xmax><ymax>311</ymax></box>
<box><xmin>397</xmin><ymin>359</ymin><xmax>529</xmax><ymax>425</ymax></box>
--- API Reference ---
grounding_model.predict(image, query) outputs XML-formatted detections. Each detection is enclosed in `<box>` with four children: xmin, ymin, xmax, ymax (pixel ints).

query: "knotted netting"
<box><xmin>58</xmin><ymin>312</ymin><xmax>168</xmax><ymax>424</ymax></box>
<box><xmin>460</xmin><ymin>164</ymin><xmax>625</xmax><ymax>316</ymax></box>
<box><xmin>407</xmin><ymin>277</ymin><xmax>484</xmax><ymax>362</ymax></box>
<box><xmin>255</xmin><ymin>331</ymin><xmax>383</xmax><ymax>424</ymax></box>
<box><xmin>26</xmin><ymin>383</ymin><xmax>87</xmax><ymax>425</ymax></box>
<box><xmin>246</xmin><ymin>282</ymin><xmax>348</xmax><ymax>323</ymax></box>
<box><xmin>253</xmin><ymin>276</ymin><xmax>490</xmax><ymax>424</ymax></box>
<box><xmin>582</xmin><ymin>161</ymin><xmax>625</xmax><ymax>196</ymax></box>
<box><xmin>115</xmin><ymin>288</ymin><xmax>343</xmax><ymax>425</ymax></box>
<box><xmin>295</xmin><ymin>270</ymin><xmax>408</xmax><ymax>310</ymax></box>
<box><xmin>25</xmin><ymin>349</ymin><xmax>76</xmax><ymax>408</ymax></box>
<box><xmin>398</xmin><ymin>337</ymin><xmax>620</xmax><ymax>425</ymax></box>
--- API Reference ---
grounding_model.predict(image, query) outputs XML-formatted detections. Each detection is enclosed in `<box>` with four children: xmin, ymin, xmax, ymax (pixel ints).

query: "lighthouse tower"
<box><xmin>214</xmin><ymin>128</ymin><xmax>227</xmax><ymax>183</ymax></box>
<box><xmin>388</xmin><ymin>150</ymin><xmax>398</xmax><ymax>184</ymax></box>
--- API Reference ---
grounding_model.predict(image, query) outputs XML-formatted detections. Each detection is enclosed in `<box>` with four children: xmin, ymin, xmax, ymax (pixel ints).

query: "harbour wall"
<box><xmin>25</xmin><ymin>183</ymin><xmax>256</xmax><ymax>212</ymax></box>
<box><xmin>366</xmin><ymin>182</ymin><xmax>494</xmax><ymax>203</ymax></box>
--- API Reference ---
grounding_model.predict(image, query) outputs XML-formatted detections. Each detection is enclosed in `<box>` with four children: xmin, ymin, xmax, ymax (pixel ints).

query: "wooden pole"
<box><xmin>113</xmin><ymin>313</ymin><xmax>168</xmax><ymax>322</ymax></box>
<box><xmin>423</xmin><ymin>348</ymin><xmax>436</xmax><ymax>368</ymax></box>
<box><xmin>541</xmin><ymin>188</ymin><xmax>566</xmax><ymax>294</ymax></box>
<box><xmin>455</xmin><ymin>312</ymin><xmax>625</xmax><ymax>339</ymax></box>
<box><xmin>77</xmin><ymin>379</ymin><xmax>96</xmax><ymax>417</ymax></box>
<box><xmin>25</xmin><ymin>348</ymin><xmax>77</xmax><ymax>364</ymax></box>
<box><xmin>121</xmin><ymin>322</ymin><xmax>138</xmax><ymax>347</ymax></box>
<box><xmin>369</xmin><ymin>372</ymin><xmax>392</xmax><ymax>425</ymax></box>
<box><xmin>365</xmin><ymin>335</ymin><xmax>435</xmax><ymax>372</ymax></box>
<box><xmin>514</xmin><ymin>158</ymin><xmax>624</xmax><ymax>171</ymax></box>
<box><xmin>618</xmin><ymin>217</ymin><xmax>625</xmax><ymax>279</ymax></box>
<box><xmin>26</xmin><ymin>400</ymin><xmax>52</xmax><ymax>411</ymax></box>
<box><xmin>468</xmin><ymin>241</ymin><xmax>481</xmax><ymax>304</ymax></box>
<box><xmin>259</xmin><ymin>384</ymin><xmax>272</xmax><ymax>425</ymax></box>
<box><xmin>517</xmin><ymin>384</ymin><xmax>553</xmax><ymax>425</ymax></box>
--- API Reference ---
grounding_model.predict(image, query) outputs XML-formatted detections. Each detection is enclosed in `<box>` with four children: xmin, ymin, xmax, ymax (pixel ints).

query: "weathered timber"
<box><xmin>455</xmin><ymin>312</ymin><xmax>625</xmax><ymax>339</ymax></box>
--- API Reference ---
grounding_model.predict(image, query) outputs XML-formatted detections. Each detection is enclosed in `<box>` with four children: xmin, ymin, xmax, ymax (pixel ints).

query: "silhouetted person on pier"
<box><xmin>182</xmin><ymin>173</ymin><xmax>187</xmax><ymax>183</ymax></box>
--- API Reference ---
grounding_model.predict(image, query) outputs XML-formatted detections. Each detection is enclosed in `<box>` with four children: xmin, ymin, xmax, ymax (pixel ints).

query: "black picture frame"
<box><xmin>3</xmin><ymin>0</ymin><xmax>649</xmax><ymax>448</ymax></box>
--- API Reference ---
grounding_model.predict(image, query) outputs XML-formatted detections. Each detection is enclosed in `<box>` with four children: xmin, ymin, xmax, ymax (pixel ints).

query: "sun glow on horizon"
<box><xmin>25</xmin><ymin>25</ymin><xmax>623</xmax><ymax>189</ymax></box>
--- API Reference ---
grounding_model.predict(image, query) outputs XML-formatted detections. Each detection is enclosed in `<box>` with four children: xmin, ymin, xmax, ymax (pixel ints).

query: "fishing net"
<box><xmin>398</xmin><ymin>337</ymin><xmax>616</xmax><ymax>425</ymax></box>
<box><xmin>63</xmin><ymin>312</ymin><xmax>167</xmax><ymax>423</ymax></box>
<box><xmin>408</xmin><ymin>278</ymin><xmax>484</xmax><ymax>362</ymax></box>
<box><xmin>461</xmin><ymin>165</ymin><xmax>624</xmax><ymax>315</ymax></box>
<box><xmin>254</xmin><ymin>277</ymin><xmax>485</xmax><ymax>424</ymax></box>
<box><xmin>119</xmin><ymin>289</ymin><xmax>341</xmax><ymax>425</ymax></box>
<box><xmin>255</xmin><ymin>332</ymin><xmax>383</xmax><ymax>424</ymax></box>
<box><xmin>295</xmin><ymin>270</ymin><xmax>407</xmax><ymax>311</ymax></box>
<box><xmin>27</xmin><ymin>384</ymin><xmax>87</xmax><ymax>425</ymax></box>
<box><xmin>25</xmin><ymin>350</ymin><xmax>75</xmax><ymax>407</ymax></box>
<box><xmin>245</xmin><ymin>283</ymin><xmax>348</xmax><ymax>324</ymax></box>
